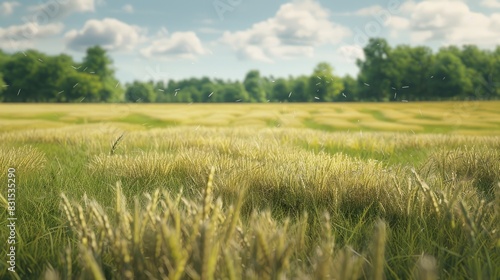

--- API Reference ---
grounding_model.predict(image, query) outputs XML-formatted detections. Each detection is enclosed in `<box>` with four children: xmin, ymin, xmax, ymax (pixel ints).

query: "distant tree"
<box><xmin>60</xmin><ymin>72</ymin><xmax>103</xmax><ymax>102</ymax></box>
<box><xmin>2</xmin><ymin>51</ymin><xmax>42</xmax><ymax>102</ymax></box>
<box><xmin>200</xmin><ymin>82</ymin><xmax>217</xmax><ymax>102</ymax></box>
<box><xmin>308</xmin><ymin>62</ymin><xmax>344</xmax><ymax>102</ymax></box>
<box><xmin>125</xmin><ymin>81</ymin><xmax>156</xmax><ymax>103</ymax></box>
<box><xmin>290</xmin><ymin>75</ymin><xmax>310</xmax><ymax>102</ymax></box>
<box><xmin>428</xmin><ymin>49</ymin><xmax>472</xmax><ymax>100</ymax></box>
<box><xmin>220</xmin><ymin>82</ymin><xmax>248</xmax><ymax>102</ymax></box>
<box><xmin>339</xmin><ymin>75</ymin><xmax>358</xmax><ymax>101</ymax></box>
<box><xmin>357</xmin><ymin>38</ymin><xmax>392</xmax><ymax>101</ymax></box>
<box><xmin>0</xmin><ymin>49</ymin><xmax>10</xmax><ymax>71</ymax></box>
<box><xmin>0</xmin><ymin>74</ymin><xmax>5</xmax><ymax>101</ymax></box>
<box><xmin>33</xmin><ymin>54</ymin><xmax>77</xmax><ymax>102</ymax></box>
<box><xmin>186</xmin><ymin>85</ymin><xmax>202</xmax><ymax>102</ymax></box>
<box><xmin>490</xmin><ymin>47</ymin><xmax>500</xmax><ymax>99</ymax></box>
<box><xmin>244</xmin><ymin>70</ymin><xmax>267</xmax><ymax>102</ymax></box>
<box><xmin>459</xmin><ymin>45</ymin><xmax>495</xmax><ymax>99</ymax></box>
<box><xmin>81</xmin><ymin>46</ymin><xmax>123</xmax><ymax>102</ymax></box>
<box><xmin>271</xmin><ymin>78</ymin><xmax>290</xmax><ymax>101</ymax></box>
<box><xmin>386</xmin><ymin>45</ymin><xmax>434</xmax><ymax>101</ymax></box>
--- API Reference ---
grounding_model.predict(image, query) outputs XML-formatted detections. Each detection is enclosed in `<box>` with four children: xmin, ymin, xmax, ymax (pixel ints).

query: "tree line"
<box><xmin>0</xmin><ymin>38</ymin><xmax>499</xmax><ymax>103</ymax></box>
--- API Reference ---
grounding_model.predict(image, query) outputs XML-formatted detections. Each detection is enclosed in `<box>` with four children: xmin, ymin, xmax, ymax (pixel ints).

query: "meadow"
<box><xmin>0</xmin><ymin>101</ymin><xmax>499</xmax><ymax>279</ymax></box>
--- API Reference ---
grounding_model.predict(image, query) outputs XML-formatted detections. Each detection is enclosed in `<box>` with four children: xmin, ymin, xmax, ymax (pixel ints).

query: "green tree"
<box><xmin>2</xmin><ymin>50</ymin><xmax>42</xmax><ymax>102</ymax></box>
<box><xmin>33</xmin><ymin>54</ymin><xmax>77</xmax><ymax>102</ymax></box>
<box><xmin>60</xmin><ymin>72</ymin><xmax>103</xmax><ymax>102</ymax></box>
<box><xmin>200</xmin><ymin>82</ymin><xmax>217</xmax><ymax>102</ymax></box>
<box><xmin>308</xmin><ymin>62</ymin><xmax>344</xmax><ymax>102</ymax></box>
<box><xmin>339</xmin><ymin>75</ymin><xmax>358</xmax><ymax>101</ymax></box>
<box><xmin>0</xmin><ymin>73</ymin><xmax>6</xmax><ymax>101</ymax></box>
<box><xmin>429</xmin><ymin>49</ymin><xmax>472</xmax><ymax>100</ymax></box>
<box><xmin>490</xmin><ymin>47</ymin><xmax>500</xmax><ymax>99</ymax></box>
<box><xmin>0</xmin><ymin>49</ymin><xmax>10</xmax><ymax>71</ymax></box>
<box><xmin>459</xmin><ymin>45</ymin><xmax>495</xmax><ymax>99</ymax></box>
<box><xmin>290</xmin><ymin>75</ymin><xmax>310</xmax><ymax>102</ymax></box>
<box><xmin>271</xmin><ymin>78</ymin><xmax>290</xmax><ymax>101</ymax></box>
<box><xmin>125</xmin><ymin>81</ymin><xmax>156</xmax><ymax>103</ymax></box>
<box><xmin>219</xmin><ymin>81</ymin><xmax>248</xmax><ymax>102</ymax></box>
<box><xmin>81</xmin><ymin>46</ymin><xmax>123</xmax><ymax>102</ymax></box>
<box><xmin>356</xmin><ymin>38</ymin><xmax>392</xmax><ymax>101</ymax></box>
<box><xmin>386</xmin><ymin>45</ymin><xmax>434</xmax><ymax>101</ymax></box>
<box><xmin>243</xmin><ymin>70</ymin><xmax>266</xmax><ymax>102</ymax></box>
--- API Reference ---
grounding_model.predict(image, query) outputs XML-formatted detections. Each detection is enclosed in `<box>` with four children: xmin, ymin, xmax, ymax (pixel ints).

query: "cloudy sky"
<box><xmin>1</xmin><ymin>0</ymin><xmax>500</xmax><ymax>83</ymax></box>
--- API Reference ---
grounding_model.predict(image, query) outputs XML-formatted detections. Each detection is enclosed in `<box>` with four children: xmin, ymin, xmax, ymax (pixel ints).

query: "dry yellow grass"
<box><xmin>1</xmin><ymin>101</ymin><xmax>499</xmax><ymax>134</ymax></box>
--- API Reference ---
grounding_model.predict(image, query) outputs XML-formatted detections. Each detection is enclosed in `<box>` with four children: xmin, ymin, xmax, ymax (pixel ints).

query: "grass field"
<box><xmin>0</xmin><ymin>102</ymin><xmax>499</xmax><ymax>279</ymax></box>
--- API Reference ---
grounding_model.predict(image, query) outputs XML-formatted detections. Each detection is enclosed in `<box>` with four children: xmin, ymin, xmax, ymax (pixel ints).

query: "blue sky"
<box><xmin>1</xmin><ymin>0</ymin><xmax>500</xmax><ymax>83</ymax></box>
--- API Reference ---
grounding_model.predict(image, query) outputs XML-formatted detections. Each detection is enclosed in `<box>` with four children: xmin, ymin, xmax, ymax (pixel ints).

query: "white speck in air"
<box><xmin>364</xmin><ymin>83</ymin><xmax>370</xmax><ymax>86</ymax></box>
<box><xmin>208</xmin><ymin>92</ymin><xmax>214</xmax><ymax>97</ymax></box>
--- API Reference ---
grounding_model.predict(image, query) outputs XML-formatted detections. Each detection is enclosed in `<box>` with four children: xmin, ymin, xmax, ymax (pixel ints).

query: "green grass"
<box><xmin>0</xmin><ymin>102</ymin><xmax>499</xmax><ymax>279</ymax></box>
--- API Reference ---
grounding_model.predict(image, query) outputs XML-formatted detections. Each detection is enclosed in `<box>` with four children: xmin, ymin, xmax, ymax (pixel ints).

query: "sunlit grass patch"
<box><xmin>361</xmin><ymin>121</ymin><xmax>423</xmax><ymax>132</ymax></box>
<box><xmin>0</xmin><ymin>119</ymin><xmax>66</xmax><ymax>131</ymax></box>
<box><xmin>307</xmin><ymin>117</ymin><xmax>358</xmax><ymax>129</ymax></box>
<box><xmin>0</xmin><ymin>145</ymin><xmax>46</xmax><ymax>172</ymax></box>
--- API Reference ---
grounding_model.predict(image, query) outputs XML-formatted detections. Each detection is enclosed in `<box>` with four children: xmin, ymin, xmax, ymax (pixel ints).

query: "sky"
<box><xmin>1</xmin><ymin>0</ymin><xmax>500</xmax><ymax>84</ymax></box>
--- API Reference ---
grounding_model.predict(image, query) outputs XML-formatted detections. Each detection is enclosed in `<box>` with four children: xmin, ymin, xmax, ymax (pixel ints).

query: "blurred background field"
<box><xmin>1</xmin><ymin>101</ymin><xmax>500</xmax><ymax>135</ymax></box>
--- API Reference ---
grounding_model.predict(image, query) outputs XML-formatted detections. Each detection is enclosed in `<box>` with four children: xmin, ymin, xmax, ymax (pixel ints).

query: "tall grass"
<box><xmin>0</xmin><ymin>123</ymin><xmax>498</xmax><ymax>279</ymax></box>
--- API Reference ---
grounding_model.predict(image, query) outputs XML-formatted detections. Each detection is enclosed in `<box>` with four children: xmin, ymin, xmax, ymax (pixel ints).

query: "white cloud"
<box><xmin>0</xmin><ymin>22</ymin><xmax>64</xmax><ymax>49</ymax></box>
<box><xmin>386</xmin><ymin>16</ymin><xmax>410</xmax><ymax>37</ymax></box>
<box><xmin>354</xmin><ymin>5</ymin><xmax>385</xmax><ymax>16</ymax></box>
<box><xmin>197</xmin><ymin>27</ymin><xmax>223</xmax><ymax>34</ymax></box>
<box><xmin>27</xmin><ymin>0</ymin><xmax>95</xmax><ymax>19</ymax></box>
<box><xmin>481</xmin><ymin>0</ymin><xmax>500</xmax><ymax>8</ymax></box>
<box><xmin>122</xmin><ymin>4</ymin><xmax>133</xmax><ymax>13</ymax></box>
<box><xmin>140</xmin><ymin>31</ymin><xmax>208</xmax><ymax>59</ymax></box>
<box><xmin>385</xmin><ymin>0</ymin><xmax>500</xmax><ymax>47</ymax></box>
<box><xmin>65</xmin><ymin>18</ymin><xmax>145</xmax><ymax>52</ymax></box>
<box><xmin>0</xmin><ymin>1</ymin><xmax>20</xmax><ymax>16</ymax></box>
<box><xmin>220</xmin><ymin>0</ymin><xmax>351</xmax><ymax>62</ymax></box>
<box><xmin>337</xmin><ymin>44</ymin><xmax>365</xmax><ymax>62</ymax></box>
